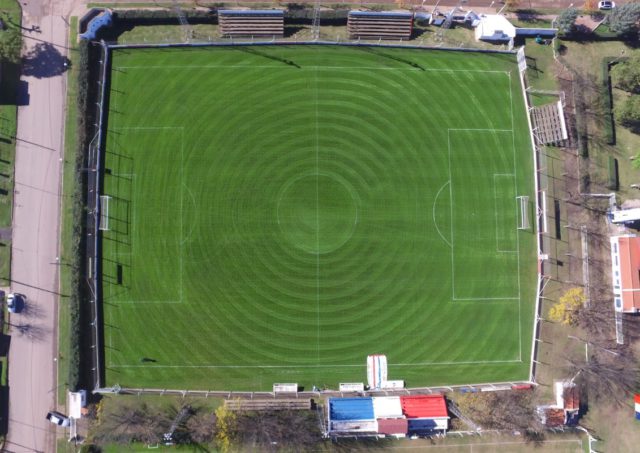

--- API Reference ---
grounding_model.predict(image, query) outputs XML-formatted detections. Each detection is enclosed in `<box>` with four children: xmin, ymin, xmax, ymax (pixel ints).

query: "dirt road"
<box><xmin>5</xmin><ymin>0</ymin><xmax>77</xmax><ymax>451</ymax></box>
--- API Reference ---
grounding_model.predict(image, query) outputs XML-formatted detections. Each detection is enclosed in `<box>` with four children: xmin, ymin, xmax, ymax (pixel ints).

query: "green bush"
<box><xmin>575</xmin><ymin>96</ymin><xmax>589</xmax><ymax>157</ymax></box>
<box><xmin>602</xmin><ymin>58</ymin><xmax>616</xmax><ymax>146</ymax></box>
<box><xmin>615</xmin><ymin>94</ymin><xmax>640</xmax><ymax>128</ymax></box>
<box><xmin>69</xmin><ymin>40</ymin><xmax>100</xmax><ymax>392</ymax></box>
<box><xmin>607</xmin><ymin>155</ymin><xmax>619</xmax><ymax>191</ymax></box>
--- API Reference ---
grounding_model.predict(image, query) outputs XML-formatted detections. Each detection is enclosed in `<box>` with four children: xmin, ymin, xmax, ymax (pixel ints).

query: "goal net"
<box><xmin>99</xmin><ymin>195</ymin><xmax>111</xmax><ymax>231</ymax></box>
<box><xmin>517</xmin><ymin>196</ymin><xmax>529</xmax><ymax>230</ymax></box>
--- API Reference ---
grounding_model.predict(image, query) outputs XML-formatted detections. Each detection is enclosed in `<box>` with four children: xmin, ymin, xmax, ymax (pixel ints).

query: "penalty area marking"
<box><xmin>104</xmin><ymin>126</ymin><xmax>186</xmax><ymax>305</ymax></box>
<box><xmin>432</xmin><ymin>181</ymin><xmax>452</xmax><ymax>248</ymax></box>
<box><xmin>447</xmin><ymin>128</ymin><xmax>520</xmax><ymax>303</ymax></box>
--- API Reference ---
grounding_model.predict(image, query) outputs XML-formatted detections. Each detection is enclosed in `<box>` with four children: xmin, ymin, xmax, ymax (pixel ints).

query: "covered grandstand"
<box><xmin>347</xmin><ymin>11</ymin><xmax>413</xmax><ymax>40</ymax></box>
<box><xmin>218</xmin><ymin>9</ymin><xmax>284</xmax><ymax>38</ymax></box>
<box><xmin>327</xmin><ymin>395</ymin><xmax>448</xmax><ymax>436</ymax></box>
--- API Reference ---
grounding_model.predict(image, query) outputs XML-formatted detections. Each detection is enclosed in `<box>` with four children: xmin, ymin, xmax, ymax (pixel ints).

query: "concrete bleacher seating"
<box><xmin>224</xmin><ymin>398</ymin><xmax>312</xmax><ymax>411</ymax></box>
<box><xmin>348</xmin><ymin>11</ymin><xmax>413</xmax><ymax>40</ymax></box>
<box><xmin>219</xmin><ymin>9</ymin><xmax>284</xmax><ymax>38</ymax></box>
<box><xmin>531</xmin><ymin>101</ymin><xmax>568</xmax><ymax>146</ymax></box>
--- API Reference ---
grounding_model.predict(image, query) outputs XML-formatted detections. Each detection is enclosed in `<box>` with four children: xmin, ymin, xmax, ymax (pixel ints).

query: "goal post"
<box><xmin>517</xmin><ymin>195</ymin><xmax>530</xmax><ymax>230</ymax></box>
<box><xmin>99</xmin><ymin>195</ymin><xmax>111</xmax><ymax>231</ymax></box>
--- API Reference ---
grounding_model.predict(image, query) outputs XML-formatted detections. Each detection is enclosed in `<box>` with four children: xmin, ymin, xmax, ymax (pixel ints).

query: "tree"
<box><xmin>0</xmin><ymin>26</ymin><xmax>22</xmax><ymax>64</ymax></box>
<box><xmin>214</xmin><ymin>406</ymin><xmax>322</xmax><ymax>452</ymax></box>
<box><xmin>456</xmin><ymin>390</ymin><xmax>544</xmax><ymax>441</ymax></box>
<box><xmin>548</xmin><ymin>287</ymin><xmax>586</xmax><ymax>326</ymax></box>
<box><xmin>214</xmin><ymin>405</ymin><xmax>237</xmax><ymax>453</ymax></box>
<box><xmin>611</xmin><ymin>53</ymin><xmax>640</xmax><ymax>93</ymax></box>
<box><xmin>233</xmin><ymin>410</ymin><xmax>322</xmax><ymax>452</ymax></box>
<box><xmin>564</xmin><ymin>345</ymin><xmax>638</xmax><ymax>406</ymax></box>
<box><xmin>608</xmin><ymin>2</ymin><xmax>640</xmax><ymax>37</ymax></box>
<box><xmin>180</xmin><ymin>409</ymin><xmax>215</xmax><ymax>445</ymax></box>
<box><xmin>557</xmin><ymin>7</ymin><xmax>580</xmax><ymax>36</ymax></box>
<box><xmin>615</xmin><ymin>94</ymin><xmax>640</xmax><ymax>128</ymax></box>
<box><xmin>90</xmin><ymin>402</ymin><xmax>172</xmax><ymax>446</ymax></box>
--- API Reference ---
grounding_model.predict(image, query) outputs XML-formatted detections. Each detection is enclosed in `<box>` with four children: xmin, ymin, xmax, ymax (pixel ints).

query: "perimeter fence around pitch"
<box><xmin>86</xmin><ymin>40</ymin><xmax>111</xmax><ymax>390</ymax></box>
<box><xmin>516</xmin><ymin>46</ymin><xmax>551</xmax><ymax>384</ymax></box>
<box><xmin>86</xmin><ymin>40</ymin><xmax>545</xmax><ymax>395</ymax></box>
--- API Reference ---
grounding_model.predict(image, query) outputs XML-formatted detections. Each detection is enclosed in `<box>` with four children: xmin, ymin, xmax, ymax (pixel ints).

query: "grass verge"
<box><xmin>0</xmin><ymin>0</ymin><xmax>22</xmax><ymax>285</ymax></box>
<box><xmin>58</xmin><ymin>16</ymin><xmax>79</xmax><ymax>406</ymax></box>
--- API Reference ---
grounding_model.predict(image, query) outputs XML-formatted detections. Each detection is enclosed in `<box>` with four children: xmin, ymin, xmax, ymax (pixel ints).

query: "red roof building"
<box><xmin>541</xmin><ymin>408</ymin><xmax>565</xmax><ymax>427</ymax></box>
<box><xmin>537</xmin><ymin>381</ymin><xmax>581</xmax><ymax>427</ymax></box>
<box><xmin>400</xmin><ymin>395</ymin><xmax>448</xmax><ymax>418</ymax></box>
<box><xmin>610</xmin><ymin>235</ymin><xmax>640</xmax><ymax>313</ymax></box>
<box><xmin>376</xmin><ymin>418</ymin><xmax>408</xmax><ymax>436</ymax></box>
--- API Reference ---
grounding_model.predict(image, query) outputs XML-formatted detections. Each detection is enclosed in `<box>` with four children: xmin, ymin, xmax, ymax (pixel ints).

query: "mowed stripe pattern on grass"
<box><xmin>101</xmin><ymin>46</ymin><xmax>537</xmax><ymax>390</ymax></box>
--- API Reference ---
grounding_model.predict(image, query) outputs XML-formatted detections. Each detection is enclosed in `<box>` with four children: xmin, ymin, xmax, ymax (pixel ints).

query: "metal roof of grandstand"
<box><xmin>400</xmin><ymin>395</ymin><xmax>448</xmax><ymax>419</ymax></box>
<box><xmin>329</xmin><ymin>398</ymin><xmax>375</xmax><ymax>421</ymax></box>
<box><xmin>218</xmin><ymin>9</ymin><xmax>284</xmax><ymax>16</ymax></box>
<box><xmin>348</xmin><ymin>10</ymin><xmax>413</xmax><ymax>18</ymax></box>
<box><xmin>515</xmin><ymin>27</ymin><xmax>557</xmax><ymax>37</ymax></box>
<box><xmin>372</xmin><ymin>396</ymin><xmax>404</xmax><ymax>419</ymax></box>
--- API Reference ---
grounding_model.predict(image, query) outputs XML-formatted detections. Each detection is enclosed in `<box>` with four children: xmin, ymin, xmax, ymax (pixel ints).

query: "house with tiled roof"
<box><xmin>537</xmin><ymin>380</ymin><xmax>580</xmax><ymax>427</ymax></box>
<box><xmin>610</xmin><ymin>235</ymin><xmax>640</xmax><ymax>313</ymax></box>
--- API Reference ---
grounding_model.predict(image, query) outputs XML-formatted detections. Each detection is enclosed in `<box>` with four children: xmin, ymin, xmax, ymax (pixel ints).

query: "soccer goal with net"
<box><xmin>99</xmin><ymin>195</ymin><xmax>111</xmax><ymax>231</ymax></box>
<box><xmin>517</xmin><ymin>195</ymin><xmax>529</xmax><ymax>230</ymax></box>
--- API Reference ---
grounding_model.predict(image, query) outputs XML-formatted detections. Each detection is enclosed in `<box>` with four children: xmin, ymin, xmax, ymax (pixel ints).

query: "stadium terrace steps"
<box><xmin>219</xmin><ymin>9</ymin><xmax>284</xmax><ymax>37</ymax></box>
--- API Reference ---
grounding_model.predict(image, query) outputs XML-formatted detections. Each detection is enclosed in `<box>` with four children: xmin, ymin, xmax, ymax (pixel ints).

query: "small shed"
<box><xmin>474</xmin><ymin>14</ymin><xmax>516</xmax><ymax>42</ymax></box>
<box><xmin>68</xmin><ymin>390</ymin><xmax>87</xmax><ymax>420</ymax></box>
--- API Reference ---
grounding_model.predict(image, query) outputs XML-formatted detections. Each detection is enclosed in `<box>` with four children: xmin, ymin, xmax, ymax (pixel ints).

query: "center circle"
<box><xmin>277</xmin><ymin>173</ymin><xmax>358</xmax><ymax>254</ymax></box>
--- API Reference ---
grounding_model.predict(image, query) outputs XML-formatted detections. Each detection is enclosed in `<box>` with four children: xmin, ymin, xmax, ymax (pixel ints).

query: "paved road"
<box><xmin>0</xmin><ymin>0</ymin><xmax>629</xmax><ymax>451</ymax></box>
<box><xmin>5</xmin><ymin>0</ymin><xmax>78</xmax><ymax>451</ymax></box>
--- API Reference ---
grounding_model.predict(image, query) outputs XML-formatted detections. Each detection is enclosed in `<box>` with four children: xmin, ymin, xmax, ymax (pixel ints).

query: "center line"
<box><xmin>315</xmin><ymin>65</ymin><xmax>320</xmax><ymax>363</ymax></box>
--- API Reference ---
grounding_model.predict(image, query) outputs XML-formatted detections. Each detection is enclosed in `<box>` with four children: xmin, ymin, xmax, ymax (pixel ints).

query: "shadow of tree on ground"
<box><xmin>22</xmin><ymin>42</ymin><xmax>71</xmax><ymax>79</ymax></box>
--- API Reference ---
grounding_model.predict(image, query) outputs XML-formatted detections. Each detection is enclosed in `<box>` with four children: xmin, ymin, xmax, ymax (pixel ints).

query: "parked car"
<box><xmin>46</xmin><ymin>411</ymin><xmax>71</xmax><ymax>427</ymax></box>
<box><xmin>6</xmin><ymin>293</ymin><xmax>23</xmax><ymax>313</ymax></box>
<box><xmin>598</xmin><ymin>1</ymin><xmax>616</xmax><ymax>9</ymax></box>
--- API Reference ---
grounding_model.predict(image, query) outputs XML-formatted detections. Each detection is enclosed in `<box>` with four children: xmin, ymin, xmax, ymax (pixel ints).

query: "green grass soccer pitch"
<box><xmin>100</xmin><ymin>45</ymin><xmax>537</xmax><ymax>391</ymax></box>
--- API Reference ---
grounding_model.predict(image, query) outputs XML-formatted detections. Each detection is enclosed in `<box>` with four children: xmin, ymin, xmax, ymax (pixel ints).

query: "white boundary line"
<box><xmin>314</xmin><ymin>65</ymin><xmax>321</xmax><ymax>363</ymax></box>
<box><xmin>111</xmin><ymin>359</ymin><xmax>522</xmax><ymax>369</ymax></box>
<box><xmin>105</xmin><ymin>62</ymin><xmax>529</xmax><ymax>373</ymax></box>
<box><xmin>509</xmin><ymin>71</ymin><xmax>523</xmax><ymax>362</ymax></box>
<box><xmin>116</xmin><ymin>65</ymin><xmax>509</xmax><ymax>74</ymax></box>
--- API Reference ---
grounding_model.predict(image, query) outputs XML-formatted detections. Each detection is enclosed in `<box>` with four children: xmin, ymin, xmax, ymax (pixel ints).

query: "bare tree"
<box><xmin>563</xmin><ymin>345</ymin><xmax>638</xmax><ymax>406</ymax></box>
<box><xmin>90</xmin><ymin>402</ymin><xmax>172</xmax><ymax>445</ymax></box>
<box><xmin>232</xmin><ymin>410</ymin><xmax>323</xmax><ymax>452</ymax></box>
<box><xmin>455</xmin><ymin>391</ymin><xmax>544</xmax><ymax>441</ymax></box>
